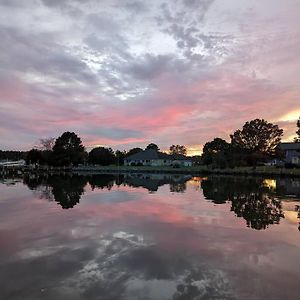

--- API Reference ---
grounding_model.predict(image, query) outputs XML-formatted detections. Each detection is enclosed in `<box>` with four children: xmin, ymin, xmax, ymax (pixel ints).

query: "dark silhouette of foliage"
<box><xmin>125</xmin><ymin>147</ymin><xmax>143</xmax><ymax>157</ymax></box>
<box><xmin>25</xmin><ymin>149</ymin><xmax>43</xmax><ymax>165</ymax></box>
<box><xmin>88</xmin><ymin>174</ymin><xmax>116</xmax><ymax>190</ymax></box>
<box><xmin>201</xmin><ymin>176</ymin><xmax>284</xmax><ymax>230</ymax></box>
<box><xmin>202</xmin><ymin>138</ymin><xmax>230</xmax><ymax>166</ymax></box>
<box><xmin>115</xmin><ymin>150</ymin><xmax>126</xmax><ymax>165</ymax></box>
<box><xmin>230</xmin><ymin>119</ymin><xmax>283</xmax><ymax>157</ymax></box>
<box><xmin>26</xmin><ymin>149</ymin><xmax>53</xmax><ymax>165</ymax></box>
<box><xmin>52</xmin><ymin>132</ymin><xmax>86</xmax><ymax>166</ymax></box>
<box><xmin>201</xmin><ymin>178</ymin><xmax>228</xmax><ymax>204</ymax></box>
<box><xmin>295</xmin><ymin>117</ymin><xmax>300</xmax><ymax>142</ymax></box>
<box><xmin>89</xmin><ymin>147</ymin><xmax>115</xmax><ymax>165</ymax></box>
<box><xmin>191</xmin><ymin>155</ymin><xmax>202</xmax><ymax>166</ymax></box>
<box><xmin>23</xmin><ymin>173</ymin><xmax>47</xmax><ymax>190</ymax></box>
<box><xmin>22</xmin><ymin>174</ymin><xmax>87</xmax><ymax>209</ymax></box>
<box><xmin>170</xmin><ymin>183</ymin><xmax>187</xmax><ymax>193</ymax></box>
<box><xmin>0</xmin><ymin>150</ymin><xmax>27</xmax><ymax>161</ymax></box>
<box><xmin>47</xmin><ymin>175</ymin><xmax>87</xmax><ymax>209</ymax></box>
<box><xmin>169</xmin><ymin>145</ymin><xmax>187</xmax><ymax>155</ymax></box>
<box><xmin>145</xmin><ymin>143</ymin><xmax>160</xmax><ymax>151</ymax></box>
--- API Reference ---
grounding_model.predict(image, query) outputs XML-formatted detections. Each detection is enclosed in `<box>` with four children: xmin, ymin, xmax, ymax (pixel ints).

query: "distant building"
<box><xmin>280</xmin><ymin>142</ymin><xmax>300</xmax><ymax>166</ymax></box>
<box><xmin>124</xmin><ymin>149</ymin><xmax>192</xmax><ymax>167</ymax></box>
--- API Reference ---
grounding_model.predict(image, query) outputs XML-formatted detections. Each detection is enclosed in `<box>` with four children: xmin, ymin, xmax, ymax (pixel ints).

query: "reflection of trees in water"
<box><xmin>88</xmin><ymin>174</ymin><xmax>116</xmax><ymax>191</ymax></box>
<box><xmin>23</xmin><ymin>174</ymin><xmax>46</xmax><ymax>190</ymax></box>
<box><xmin>124</xmin><ymin>174</ymin><xmax>191</xmax><ymax>193</ymax></box>
<box><xmin>230</xmin><ymin>193</ymin><xmax>283</xmax><ymax>230</ymax></box>
<box><xmin>47</xmin><ymin>175</ymin><xmax>88</xmax><ymax>209</ymax></box>
<box><xmin>173</xmin><ymin>267</ymin><xmax>233</xmax><ymax>300</ymax></box>
<box><xmin>201</xmin><ymin>179</ymin><xmax>229</xmax><ymax>204</ymax></box>
<box><xmin>23</xmin><ymin>174</ymin><xmax>88</xmax><ymax>209</ymax></box>
<box><xmin>22</xmin><ymin>174</ymin><xmax>192</xmax><ymax>207</ymax></box>
<box><xmin>34</xmin><ymin>185</ymin><xmax>55</xmax><ymax>202</ymax></box>
<box><xmin>170</xmin><ymin>183</ymin><xmax>187</xmax><ymax>193</ymax></box>
<box><xmin>201</xmin><ymin>177</ymin><xmax>284</xmax><ymax>230</ymax></box>
<box><xmin>295</xmin><ymin>205</ymin><xmax>300</xmax><ymax>231</ymax></box>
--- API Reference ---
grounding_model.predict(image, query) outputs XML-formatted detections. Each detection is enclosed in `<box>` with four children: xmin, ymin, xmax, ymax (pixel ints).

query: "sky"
<box><xmin>0</xmin><ymin>0</ymin><xmax>299</xmax><ymax>155</ymax></box>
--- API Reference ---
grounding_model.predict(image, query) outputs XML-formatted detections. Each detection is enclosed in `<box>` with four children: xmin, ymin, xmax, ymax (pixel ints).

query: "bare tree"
<box><xmin>36</xmin><ymin>137</ymin><xmax>55</xmax><ymax>151</ymax></box>
<box><xmin>169</xmin><ymin>144</ymin><xmax>187</xmax><ymax>155</ymax></box>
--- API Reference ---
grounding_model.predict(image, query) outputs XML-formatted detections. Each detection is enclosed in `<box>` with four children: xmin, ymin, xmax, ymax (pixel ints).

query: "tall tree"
<box><xmin>230</xmin><ymin>119</ymin><xmax>283</xmax><ymax>157</ymax></box>
<box><xmin>52</xmin><ymin>132</ymin><xmax>85</xmax><ymax>166</ymax></box>
<box><xmin>89</xmin><ymin>147</ymin><xmax>115</xmax><ymax>166</ymax></box>
<box><xmin>169</xmin><ymin>144</ymin><xmax>187</xmax><ymax>155</ymax></box>
<box><xmin>202</xmin><ymin>138</ymin><xmax>230</xmax><ymax>165</ymax></box>
<box><xmin>295</xmin><ymin>117</ymin><xmax>300</xmax><ymax>142</ymax></box>
<box><xmin>145</xmin><ymin>143</ymin><xmax>160</xmax><ymax>151</ymax></box>
<box><xmin>26</xmin><ymin>149</ymin><xmax>43</xmax><ymax>165</ymax></box>
<box><xmin>115</xmin><ymin>150</ymin><xmax>126</xmax><ymax>165</ymax></box>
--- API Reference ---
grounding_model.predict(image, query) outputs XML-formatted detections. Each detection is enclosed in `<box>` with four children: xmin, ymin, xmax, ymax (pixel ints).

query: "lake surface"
<box><xmin>0</xmin><ymin>173</ymin><xmax>300</xmax><ymax>300</ymax></box>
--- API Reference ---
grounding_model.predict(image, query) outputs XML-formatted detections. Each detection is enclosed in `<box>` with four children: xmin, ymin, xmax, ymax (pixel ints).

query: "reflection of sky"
<box><xmin>0</xmin><ymin>179</ymin><xmax>300</xmax><ymax>299</ymax></box>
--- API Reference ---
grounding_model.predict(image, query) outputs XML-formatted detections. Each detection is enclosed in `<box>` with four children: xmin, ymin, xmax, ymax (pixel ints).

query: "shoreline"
<box><xmin>1</xmin><ymin>165</ymin><xmax>300</xmax><ymax>178</ymax></box>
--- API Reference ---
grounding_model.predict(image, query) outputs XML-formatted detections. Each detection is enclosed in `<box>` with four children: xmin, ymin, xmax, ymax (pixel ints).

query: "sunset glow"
<box><xmin>0</xmin><ymin>0</ymin><xmax>299</xmax><ymax>151</ymax></box>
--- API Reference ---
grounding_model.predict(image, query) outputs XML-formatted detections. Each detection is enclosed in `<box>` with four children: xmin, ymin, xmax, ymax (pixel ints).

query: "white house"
<box><xmin>124</xmin><ymin>149</ymin><xmax>192</xmax><ymax>167</ymax></box>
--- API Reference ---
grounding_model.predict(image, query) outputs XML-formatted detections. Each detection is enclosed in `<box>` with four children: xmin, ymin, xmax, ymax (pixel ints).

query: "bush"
<box><xmin>285</xmin><ymin>163</ymin><xmax>296</xmax><ymax>169</ymax></box>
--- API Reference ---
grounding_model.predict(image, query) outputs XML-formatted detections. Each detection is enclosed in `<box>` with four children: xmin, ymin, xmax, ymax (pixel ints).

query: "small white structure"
<box><xmin>0</xmin><ymin>160</ymin><xmax>26</xmax><ymax>167</ymax></box>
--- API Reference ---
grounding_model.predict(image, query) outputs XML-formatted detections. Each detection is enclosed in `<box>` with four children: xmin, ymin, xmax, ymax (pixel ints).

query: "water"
<box><xmin>0</xmin><ymin>173</ymin><xmax>300</xmax><ymax>300</ymax></box>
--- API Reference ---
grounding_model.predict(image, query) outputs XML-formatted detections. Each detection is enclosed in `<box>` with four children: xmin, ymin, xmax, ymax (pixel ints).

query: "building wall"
<box><xmin>285</xmin><ymin>150</ymin><xmax>300</xmax><ymax>165</ymax></box>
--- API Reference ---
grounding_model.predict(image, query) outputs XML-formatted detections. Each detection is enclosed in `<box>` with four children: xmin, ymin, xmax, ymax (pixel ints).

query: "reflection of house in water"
<box><xmin>123</xmin><ymin>173</ymin><xmax>192</xmax><ymax>192</ymax></box>
<box><xmin>276</xmin><ymin>178</ymin><xmax>300</xmax><ymax>198</ymax></box>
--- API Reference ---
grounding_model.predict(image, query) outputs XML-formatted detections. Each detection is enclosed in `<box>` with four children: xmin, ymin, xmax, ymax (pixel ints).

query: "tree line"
<box><xmin>24</xmin><ymin>132</ymin><xmax>189</xmax><ymax>167</ymax></box>
<box><xmin>202</xmin><ymin>118</ymin><xmax>300</xmax><ymax>168</ymax></box>
<box><xmin>2</xmin><ymin>116</ymin><xmax>300</xmax><ymax>167</ymax></box>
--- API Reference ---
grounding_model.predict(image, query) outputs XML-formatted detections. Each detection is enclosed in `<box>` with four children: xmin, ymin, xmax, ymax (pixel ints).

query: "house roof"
<box><xmin>125</xmin><ymin>149</ymin><xmax>192</xmax><ymax>161</ymax></box>
<box><xmin>280</xmin><ymin>142</ymin><xmax>300</xmax><ymax>150</ymax></box>
<box><xmin>125</xmin><ymin>149</ymin><xmax>160</xmax><ymax>160</ymax></box>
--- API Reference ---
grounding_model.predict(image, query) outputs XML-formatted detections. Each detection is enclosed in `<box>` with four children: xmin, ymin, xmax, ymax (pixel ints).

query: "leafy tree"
<box><xmin>52</xmin><ymin>132</ymin><xmax>85</xmax><ymax>166</ymax></box>
<box><xmin>26</xmin><ymin>149</ymin><xmax>43</xmax><ymax>165</ymax></box>
<box><xmin>230</xmin><ymin>119</ymin><xmax>283</xmax><ymax>158</ymax></box>
<box><xmin>191</xmin><ymin>155</ymin><xmax>202</xmax><ymax>166</ymax></box>
<box><xmin>202</xmin><ymin>138</ymin><xmax>230</xmax><ymax>165</ymax></box>
<box><xmin>125</xmin><ymin>147</ymin><xmax>143</xmax><ymax>157</ymax></box>
<box><xmin>295</xmin><ymin>117</ymin><xmax>300</xmax><ymax>142</ymax></box>
<box><xmin>115</xmin><ymin>150</ymin><xmax>126</xmax><ymax>165</ymax></box>
<box><xmin>89</xmin><ymin>147</ymin><xmax>115</xmax><ymax>165</ymax></box>
<box><xmin>169</xmin><ymin>144</ymin><xmax>187</xmax><ymax>156</ymax></box>
<box><xmin>145</xmin><ymin>143</ymin><xmax>160</xmax><ymax>151</ymax></box>
<box><xmin>0</xmin><ymin>150</ymin><xmax>27</xmax><ymax>161</ymax></box>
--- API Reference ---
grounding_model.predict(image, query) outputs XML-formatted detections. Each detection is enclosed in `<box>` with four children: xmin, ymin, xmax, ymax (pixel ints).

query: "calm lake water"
<box><xmin>1</xmin><ymin>173</ymin><xmax>300</xmax><ymax>300</ymax></box>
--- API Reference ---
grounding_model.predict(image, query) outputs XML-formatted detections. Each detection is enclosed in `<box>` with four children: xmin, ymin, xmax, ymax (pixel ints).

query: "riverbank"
<box><xmin>72</xmin><ymin>165</ymin><xmax>300</xmax><ymax>177</ymax></box>
<box><xmin>1</xmin><ymin>165</ymin><xmax>300</xmax><ymax>178</ymax></box>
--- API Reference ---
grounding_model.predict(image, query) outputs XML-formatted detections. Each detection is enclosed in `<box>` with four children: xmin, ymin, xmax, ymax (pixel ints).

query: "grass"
<box><xmin>72</xmin><ymin>165</ymin><xmax>300</xmax><ymax>177</ymax></box>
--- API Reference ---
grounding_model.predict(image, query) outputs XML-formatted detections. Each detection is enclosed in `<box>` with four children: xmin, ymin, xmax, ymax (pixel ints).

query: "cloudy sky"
<box><xmin>0</xmin><ymin>0</ymin><xmax>299</xmax><ymax>154</ymax></box>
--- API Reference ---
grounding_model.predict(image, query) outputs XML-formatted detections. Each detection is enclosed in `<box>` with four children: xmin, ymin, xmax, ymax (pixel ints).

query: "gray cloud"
<box><xmin>0</xmin><ymin>0</ymin><xmax>299</xmax><ymax>150</ymax></box>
